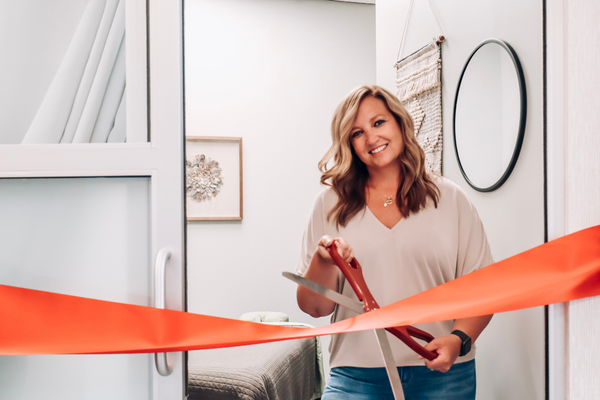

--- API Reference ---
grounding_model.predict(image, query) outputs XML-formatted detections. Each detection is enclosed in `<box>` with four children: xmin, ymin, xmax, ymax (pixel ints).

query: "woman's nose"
<box><xmin>364</xmin><ymin>129</ymin><xmax>378</xmax><ymax>145</ymax></box>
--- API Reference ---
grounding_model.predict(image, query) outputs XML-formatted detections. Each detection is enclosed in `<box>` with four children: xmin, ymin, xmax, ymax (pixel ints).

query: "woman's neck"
<box><xmin>366</xmin><ymin>165</ymin><xmax>403</xmax><ymax>192</ymax></box>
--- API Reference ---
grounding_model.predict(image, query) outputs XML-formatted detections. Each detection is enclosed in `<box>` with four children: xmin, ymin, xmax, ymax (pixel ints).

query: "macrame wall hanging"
<box><xmin>394</xmin><ymin>0</ymin><xmax>445</xmax><ymax>175</ymax></box>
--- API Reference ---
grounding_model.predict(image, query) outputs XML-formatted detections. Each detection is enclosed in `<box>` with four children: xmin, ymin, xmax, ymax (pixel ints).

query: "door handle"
<box><xmin>154</xmin><ymin>248</ymin><xmax>173</xmax><ymax>376</ymax></box>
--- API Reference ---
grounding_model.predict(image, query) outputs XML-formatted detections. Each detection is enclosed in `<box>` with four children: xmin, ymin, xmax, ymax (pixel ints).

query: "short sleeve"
<box><xmin>455</xmin><ymin>187</ymin><xmax>494</xmax><ymax>278</ymax></box>
<box><xmin>295</xmin><ymin>190</ymin><xmax>328</xmax><ymax>276</ymax></box>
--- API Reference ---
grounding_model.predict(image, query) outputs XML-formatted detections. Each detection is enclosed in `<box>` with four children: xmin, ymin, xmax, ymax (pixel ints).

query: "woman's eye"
<box><xmin>374</xmin><ymin>119</ymin><xmax>385</xmax><ymax>127</ymax></box>
<box><xmin>352</xmin><ymin>130</ymin><xmax>363</xmax><ymax>138</ymax></box>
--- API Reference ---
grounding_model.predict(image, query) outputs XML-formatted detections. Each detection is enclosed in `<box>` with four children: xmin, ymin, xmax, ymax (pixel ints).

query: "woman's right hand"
<box><xmin>316</xmin><ymin>235</ymin><xmax>355</xmax><ymax>265</ymax></box>
<box><xmin>297</xmin><ymin>235</ymin><xmax>355</xmax><ymax>318</ymax></box>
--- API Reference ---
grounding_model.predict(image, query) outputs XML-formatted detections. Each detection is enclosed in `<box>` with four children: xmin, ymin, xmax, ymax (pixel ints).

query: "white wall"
<box><xmin>376</xmin><ymin>1</ymin><xmax>545</xmax><ymax>399</ymax></box>
<box><xmin>184</xmin><ymin>0</ymin><xmax>376</xmax><ymax>374</ymax></box>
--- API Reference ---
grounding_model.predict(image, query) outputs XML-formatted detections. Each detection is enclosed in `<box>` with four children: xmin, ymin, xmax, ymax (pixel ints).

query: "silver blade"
<box><xmin>282</xmin><ymin>272</ymin><xmax>364</xmax><ymax>314</ymax></box>
<box><xmin>374</xmin><ymin>329</ymin><xmax>405</xmax><ymax>400</ymax></box>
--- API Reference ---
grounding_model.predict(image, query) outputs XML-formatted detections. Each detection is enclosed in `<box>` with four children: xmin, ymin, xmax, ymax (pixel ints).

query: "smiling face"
<box><xmin>349</xmin><ymin>95</ymin><xmax>404</xmax><ymax>174</ymax></box>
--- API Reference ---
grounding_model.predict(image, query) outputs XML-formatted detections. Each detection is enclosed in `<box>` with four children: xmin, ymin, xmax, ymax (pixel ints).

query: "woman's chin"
<box><xmin>367</xmin><ymin>157</ymin><xmax>401</xmax><ymax>170</ymax></box>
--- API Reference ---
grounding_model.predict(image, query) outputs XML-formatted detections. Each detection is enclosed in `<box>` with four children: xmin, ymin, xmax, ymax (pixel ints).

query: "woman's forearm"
<box><xmin>452</xmin><ymin>314</ymin><xmax>493</xmax><ymax>342</ymax></box>
<box><xmin>296</xmin><ymin>249</ymin><xmax>340</xmax><ymax>318</ymax></box>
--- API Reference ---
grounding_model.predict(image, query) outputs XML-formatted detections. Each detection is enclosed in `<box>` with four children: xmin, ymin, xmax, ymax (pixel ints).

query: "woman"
<box><xmin>296</xmin><ymin>85</ymin><xmax>494</xmax><ymax>400</ymax></box>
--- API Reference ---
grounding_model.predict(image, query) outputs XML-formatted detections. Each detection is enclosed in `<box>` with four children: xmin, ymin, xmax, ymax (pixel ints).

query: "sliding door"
<box><xmin>0</xmin><ymin>0</ymin><xmax>186</xmax><ymax>398</ymax></box>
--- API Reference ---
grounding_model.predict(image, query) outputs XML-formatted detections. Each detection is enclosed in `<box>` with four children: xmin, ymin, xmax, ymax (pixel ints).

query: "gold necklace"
<box><xmin>372</xmin><ymin>187</ymin><xmax>394</xmax><ymax>207</ymax></box>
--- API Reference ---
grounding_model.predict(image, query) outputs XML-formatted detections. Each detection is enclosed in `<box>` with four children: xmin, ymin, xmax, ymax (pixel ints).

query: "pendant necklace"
<box><xmin>373</xmin><ymin>188</ymin><xmax>394</xmax><ymax>207</ymax></box>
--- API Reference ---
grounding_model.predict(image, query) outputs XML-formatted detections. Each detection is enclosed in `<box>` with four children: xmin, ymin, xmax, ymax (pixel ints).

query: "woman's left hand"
<box><xmin>418</xmin><ymin>334</ymin><xmax>462</xmax><ymax>373</ymax></box>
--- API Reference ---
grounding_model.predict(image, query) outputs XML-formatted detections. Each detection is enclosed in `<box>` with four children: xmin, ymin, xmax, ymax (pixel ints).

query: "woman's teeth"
<box><xmin>370</xmin><ymin>144</ymin><xmax>387</xmax><ymax>154</ymax></box>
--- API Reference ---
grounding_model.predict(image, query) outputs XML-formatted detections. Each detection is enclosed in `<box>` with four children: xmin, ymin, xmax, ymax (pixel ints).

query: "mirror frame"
<box><xmin>452</xmin><ymin>38</ymin><xmax>527</xmax><ymax>192</ymax></box>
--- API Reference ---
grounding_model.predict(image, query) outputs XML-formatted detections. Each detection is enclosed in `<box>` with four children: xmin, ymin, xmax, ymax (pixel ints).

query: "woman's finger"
<box><xmin>316</xmin><ymin>235</ymin><xmax>334</xmax><ymax>261</ymax></box>
<box><xmin>344</xmin><ymin>247</ymin><xmax>354</xmax><ymax>263</ymax></box>
<box><xmin>318</xmin><ymin>235</ymin><xmax>333</xmax><ymax>247</ymax></box>
<box><xmin>333</xmin><ymin>237</ymin><xmax>354</xmax><ymax>263</ymax></box>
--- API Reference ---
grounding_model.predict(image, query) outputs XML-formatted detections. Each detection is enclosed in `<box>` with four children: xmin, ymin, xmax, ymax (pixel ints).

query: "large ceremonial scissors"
<box><xmin>283</xmin><ymin>242</ymin><xmax>438</xmax><ymax>400</ymax></box>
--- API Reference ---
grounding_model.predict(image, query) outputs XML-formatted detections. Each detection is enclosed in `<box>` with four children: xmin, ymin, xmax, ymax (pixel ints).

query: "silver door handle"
<box><xmin>154</xmin><ymin>248</ymin><xmax>173</xmax><ymax>376</ymax></box>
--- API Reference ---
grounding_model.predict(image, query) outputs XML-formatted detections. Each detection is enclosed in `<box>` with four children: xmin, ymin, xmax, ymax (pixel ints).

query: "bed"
<box><xmin>188</xmin><ymin>316</ymin><xmax>324</xmax><ymax>400</ymax></box>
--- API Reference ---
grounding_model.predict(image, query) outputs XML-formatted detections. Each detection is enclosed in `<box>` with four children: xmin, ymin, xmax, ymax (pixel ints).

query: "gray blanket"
<box><xmin>188</xmin><ymin>338</ymin><xmax>318</xmax><ymax>400</ymax></box>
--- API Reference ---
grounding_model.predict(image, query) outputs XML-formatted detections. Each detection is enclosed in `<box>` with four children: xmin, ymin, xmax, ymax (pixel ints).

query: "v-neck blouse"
<box><xmin>296</xmin><ymin>176</ymin><xmax>493</xmax><ymax>368</ymax></box>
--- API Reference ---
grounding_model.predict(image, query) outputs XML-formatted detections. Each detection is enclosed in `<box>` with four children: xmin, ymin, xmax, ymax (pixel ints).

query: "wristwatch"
<box><xmin>451</xmin><ymin>330</ymin><xmax>472</xmax><ymax>357</ymax></box>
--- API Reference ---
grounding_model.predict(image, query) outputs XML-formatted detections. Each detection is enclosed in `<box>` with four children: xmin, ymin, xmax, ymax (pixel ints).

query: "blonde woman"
<box><xmin>295</xmin><ymin>85</ymin><xmax>493</xmax><ymax>400</ymax></box>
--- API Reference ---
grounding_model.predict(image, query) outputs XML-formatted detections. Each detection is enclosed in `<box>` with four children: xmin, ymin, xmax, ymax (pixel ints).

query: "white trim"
<box><xmin>126</xmin><ymin>0</ymin><xmax>148</xmax><ymax>143</ymax></box>
<box><xmin>0</xmin><ymin>170</ymin><xmax>153</xmax><ymax>178</ymax></box>
<box><xmin>546</xmin><ymin>0</ymin><xmax>567</xmax><ymax>399</ymax></box>
<box><xmin>148</xmin><ymin>0</ymin><xmax>186</xmax><ymax>398</ymax></box>
<box><xmin>329</xmin><ymin>0</ymin><xmax>375</xmax><ymax>4</ymax></box>
<box><xmin>0</xmin><ymin>143</ymin><xmax>151</xmax><ymax>151</ymax></box>
<box><xmin>0</xmin><ymin>144</ymin><xmax>157</xmax><ymax>176</ymax></box>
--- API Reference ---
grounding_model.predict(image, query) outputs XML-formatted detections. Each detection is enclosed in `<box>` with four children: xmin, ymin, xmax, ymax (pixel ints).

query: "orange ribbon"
<box><xmin>1</xmin><ymin>225</ymin><xmax>599</xmax><ymax>356</ymax></box>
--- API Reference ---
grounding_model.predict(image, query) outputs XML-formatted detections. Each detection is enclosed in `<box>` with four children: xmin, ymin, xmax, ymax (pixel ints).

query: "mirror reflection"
<box><xmin>453</xmin><ymin>39</ymin><xmax>526</xmax><ymax>191</ymax></box>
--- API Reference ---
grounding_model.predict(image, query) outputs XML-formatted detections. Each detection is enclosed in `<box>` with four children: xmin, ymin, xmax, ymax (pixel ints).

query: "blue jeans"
<box><xmin>322</xmin><ymin>360</ymin><xmax>476</xmax><ymax>400</ymax></box>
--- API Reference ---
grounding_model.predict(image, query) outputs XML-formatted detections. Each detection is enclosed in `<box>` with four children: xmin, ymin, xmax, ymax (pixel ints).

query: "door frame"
<box><xmin>545</xmin><ymin>0</ymin><xmax>566</xmax><ymax>399</ymax></box>
<box><xmin>148</xmin><ymin>0</ymin><xmax>186</xmax><ymax>398</ymax></box>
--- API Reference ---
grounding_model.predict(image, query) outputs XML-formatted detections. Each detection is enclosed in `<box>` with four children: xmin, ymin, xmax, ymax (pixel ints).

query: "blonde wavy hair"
<box><xmin>319</xmin><ymin>85</ymin><xmax>440</xmax><ymax>229</ymax></box>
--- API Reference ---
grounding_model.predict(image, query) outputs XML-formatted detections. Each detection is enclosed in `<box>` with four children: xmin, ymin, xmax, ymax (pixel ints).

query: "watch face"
<box><xmin>463</xmin><ymin>337</ymin><xmax>472</xmax><ymax>356</ymax></box>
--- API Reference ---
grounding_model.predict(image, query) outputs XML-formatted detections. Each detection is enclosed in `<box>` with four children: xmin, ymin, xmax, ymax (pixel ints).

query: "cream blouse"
<box><xmin>296</xmin><ymin>176</ymin><xmax>494</xmax><ymax>368</ymax></box>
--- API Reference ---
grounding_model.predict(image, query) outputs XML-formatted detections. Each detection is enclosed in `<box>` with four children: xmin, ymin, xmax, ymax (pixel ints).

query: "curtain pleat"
<box><xmin>90</xmin><ymin>34</ymin><xmax>126</xmax><ymax>143</ymax></box>
<box><xmin>61</xmin><ymin>0</ymin><xmax>120</xmax><ymax>144</ymax></box>
<box><xmin>107</xmin><ymin>91</ymin><xmax>126</xmax><ymax>143</ymax></box>
<box><xmin>72</xmin><ymin>0</ymin><xmax>125</xmax><ymax>144</ymax></box>
<box><xmin>21</xmin><ymin>0</ymin><xmax>107</xmax><ymax>144</ymax></box>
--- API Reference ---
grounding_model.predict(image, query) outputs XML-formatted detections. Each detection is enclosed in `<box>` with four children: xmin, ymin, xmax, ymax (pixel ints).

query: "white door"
<box><xmin>0</xmin><ymin>0</ymin><xmax>186</xmax><ymax>399</ymax></box>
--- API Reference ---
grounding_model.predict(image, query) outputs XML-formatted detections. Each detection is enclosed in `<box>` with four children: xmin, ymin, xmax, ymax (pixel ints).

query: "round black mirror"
<box><xmin>453</xmin><ymin>39</ymin><xmax>526</xmax><ymax>192</ymax></box>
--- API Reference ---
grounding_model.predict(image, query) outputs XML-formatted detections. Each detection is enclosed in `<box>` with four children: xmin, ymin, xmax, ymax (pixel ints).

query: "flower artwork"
<box><xmin>185</xmin><ymin>136</ymin><xmax>242</xmax><ymax>220</ymax></box>
<box><xmin>186</xmin><ymin>154</ymin><xmax>223</xmax><ymax>202</ymax></box>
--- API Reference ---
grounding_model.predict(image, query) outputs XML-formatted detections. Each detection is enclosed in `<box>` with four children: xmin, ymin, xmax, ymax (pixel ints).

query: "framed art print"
<box><xmin>185</xmin><ymin>136</ymin><xmax>243</xmax><ymax>220</ymax></box>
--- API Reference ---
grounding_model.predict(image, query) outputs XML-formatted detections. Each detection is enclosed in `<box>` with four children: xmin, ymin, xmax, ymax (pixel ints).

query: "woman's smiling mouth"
<box><xmin>369</xmin><ymin>144</ymin><xmax>388</xmax><ymax>154</ymax></box>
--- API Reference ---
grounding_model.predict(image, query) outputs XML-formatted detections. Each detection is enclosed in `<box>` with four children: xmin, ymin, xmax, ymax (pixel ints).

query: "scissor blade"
<box><xmin>282</xmin><ymin>272</ymin><xmax>364</xmax><ymax>314</ymax></box>
<box><xmin>374</xmin><ymin>329</ymin><xmax>405</xmax><ymax>400</ymax></box>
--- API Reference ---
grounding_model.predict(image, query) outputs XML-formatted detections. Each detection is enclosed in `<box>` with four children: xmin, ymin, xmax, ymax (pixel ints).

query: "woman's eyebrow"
<box><xmin>370</xmin><ymin>115</ymin><xmax>386</xmax><ymax>122</ymax></box>
<box><xmin>352</xmin><ymin>115</ymin><xmax>386</xmax><ymax>131</ymax></box>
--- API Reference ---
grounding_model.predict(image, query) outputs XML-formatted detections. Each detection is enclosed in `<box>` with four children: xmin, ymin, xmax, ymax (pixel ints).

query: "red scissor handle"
<box><xmin>328</xmin><ymin>242</ymin><xmax>379</xmax><ymax>312</ymax></box>
<box><xmin>386</xmin><ymin>326</ymin><xmax>437</xmax><ymax>361</ymax></box>
<box><xmin>328</xmin><ymin>242</ymin><xmax>438</xmax><ymax>361</ymax></box>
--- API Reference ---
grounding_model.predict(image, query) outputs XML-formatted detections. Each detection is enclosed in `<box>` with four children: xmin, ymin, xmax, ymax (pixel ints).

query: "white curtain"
<box><xmin>61</xmin><ymin>0</ymin><xmax>121</xmax><ymax>143</ymax></box>
<box><xmin>90</xmin><ymin>35</ymin><xmax>125</xmax><ymax>143</ymax></box>
<box><xmin>106</xmin><ymin>91</ymin><xmax>126</xmax><ymax>143</ymax></box>
<box><xmin>22</xmin><ymin>0</ymin><xmax>127</xmax><ymax>144</ymax></box>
